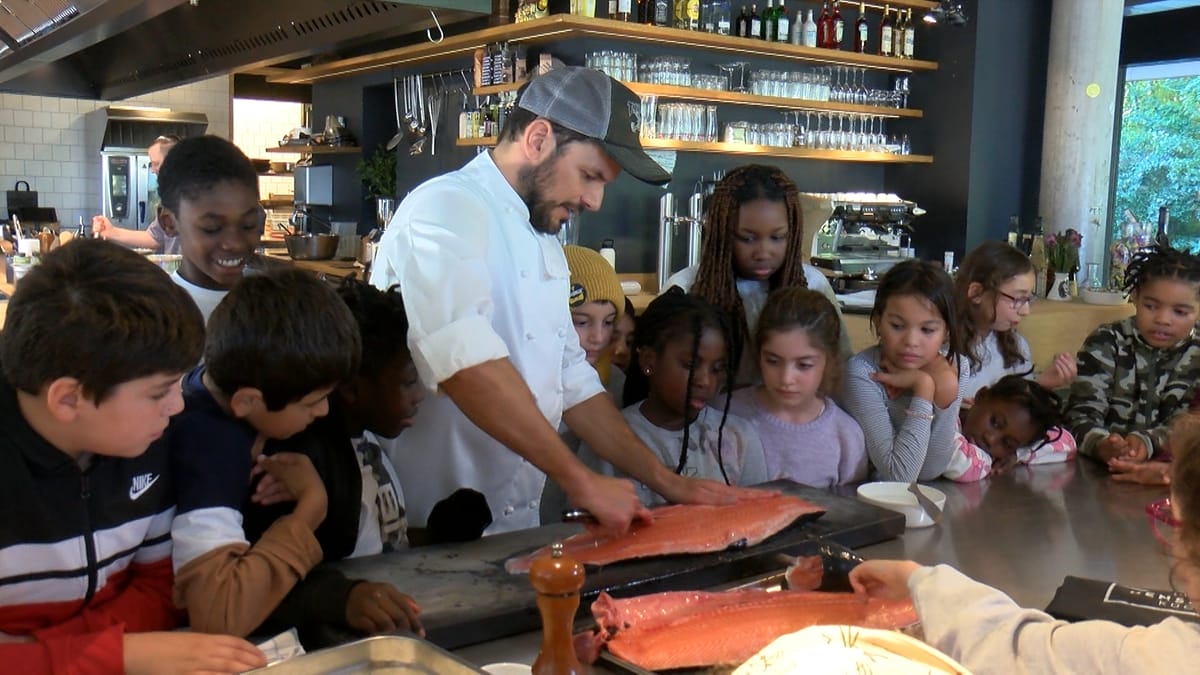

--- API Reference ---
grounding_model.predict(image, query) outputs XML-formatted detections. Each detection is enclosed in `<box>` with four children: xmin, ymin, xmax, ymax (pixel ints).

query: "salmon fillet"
<box><xmin>586</xmin><ymin>588</ymin><xmax>918</xmax><ymax>671</ymax></box>
<box><xmin>505</xmin><ymin>494</ymin><xmax>824</xmax><ymax>574</ymax></box>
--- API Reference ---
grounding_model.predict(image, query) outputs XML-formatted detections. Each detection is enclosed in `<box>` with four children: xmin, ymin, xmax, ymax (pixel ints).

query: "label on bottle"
<box><xmin>857</xmin><ymin>23</ymin><xmax>867</xmax><ymax>49</ymax></box>
<box><xmin>881</xmin><ymin>27</ymin><xmax>893</xmax><ymax>54</ymax></box>
<box><xmin>834</xmin><ymin>19</ymin><xmax>844</xmax><ymax>44</ymax></box>
<box><xmin>655</xmin><ymin>0</ymin><xmax>669</xmax><ymax>24</ymax></box>
<box><xmin>718</xmin><ymin>17</ymin><xmax>730</xmax><ymax>34</ymax></box>
<box><xmin>687</xmin><ymin>0</ymin><xmax>699</xmax><ymax>21</ymax></box>
<box><xmin>609</xmin><ymin>0</ymin><xmax>617</xmax><ymax>14</ymax></box>
<box><xmin>904</xmin><ymin>30</ymin><xmax>914</xmax><ymax>58</ymax></box>
<box><xmin>777</xmin><ymin>16</ymin><xmax>789</xmax><ymax>40</ymax></box>
<box><xmin>751</xmin><ymin>17</ymin><xmax>761</xmax><ymax>35</ymax></box>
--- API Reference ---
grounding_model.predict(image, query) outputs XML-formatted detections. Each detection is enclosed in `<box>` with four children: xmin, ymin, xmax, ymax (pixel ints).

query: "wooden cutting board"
<box><xmin>331</xmin><ymin>481</ymin><xmax>904</xmax><ymax>650</ymax></box>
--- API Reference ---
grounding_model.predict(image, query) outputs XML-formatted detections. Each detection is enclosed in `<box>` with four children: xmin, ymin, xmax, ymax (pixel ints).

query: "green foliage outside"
<box><xmin>1114</xmin><ymin>76</ymin><xmax>1200</xmax><ymax>252</ymax></box>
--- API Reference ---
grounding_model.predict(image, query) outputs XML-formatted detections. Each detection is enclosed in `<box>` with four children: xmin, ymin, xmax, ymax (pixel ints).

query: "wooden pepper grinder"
<box><xmin>528</xmin><ymin>542</ymin><xmax>585</xmax><ymax>675</ymax></box>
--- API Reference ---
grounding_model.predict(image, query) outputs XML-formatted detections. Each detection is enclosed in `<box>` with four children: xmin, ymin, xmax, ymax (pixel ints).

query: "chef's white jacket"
<box><xmin>369</xmin><ymin>152</ymin><xmax>605</xmax><ymax>534</ymax></box>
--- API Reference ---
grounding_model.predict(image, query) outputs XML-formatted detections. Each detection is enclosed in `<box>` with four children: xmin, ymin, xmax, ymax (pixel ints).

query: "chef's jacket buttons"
<box><xmin>503</xmin><ymin>505</ymin><xmax>515</xmax><ymax>515</ymax></box>
<box><xmin>520</xmin><ymin>269</ymin><xmax>529</xmax><ymax>278</ymax></box>
<box><xmin>557</xmin><ymin>327</ymin><xmax>566</xmax><ymax>338</ymax></box>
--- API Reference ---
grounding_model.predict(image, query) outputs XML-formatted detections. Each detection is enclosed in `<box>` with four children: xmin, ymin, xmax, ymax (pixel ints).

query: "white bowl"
<box><xmin>146</xmin><ymin>253</ymin><xmax>183</xmax><ymax>275</ymax></box>
<box><xmin>1080</xmin><ymin>288</ymin><xmax>1128</xmax><ymax>306</ymax></box>
<box><xmin>857</xmin><ymin>482</ymin><xmax>947</xmax><ymax>529</ymax></box>
<box><xmin>482</xmin><ymin>663</ymin><xmax>532</xmax><ymax>675</ymax></box>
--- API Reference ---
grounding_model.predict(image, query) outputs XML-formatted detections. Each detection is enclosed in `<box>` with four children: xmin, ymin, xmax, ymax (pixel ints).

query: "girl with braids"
<box><xmin>956</xmin><ymin>241</ymin><xmax>1077</xmax><ymax>399</ymax></box>
<box><xmin>720</xmin><ymin>287</ymin><xmax>867</xmax><ymax>487</ymax></box>
<box><xmin>577</xmin><ymin>288</ymin><xmax>769</xmax><ymax>507</ymax></box>
<box><xmin>851</xmin><ymin>415</ymin><xmax>1200</xmax><ymax>674</ymax></box>
<box><xmin>842</xmin><ymin>259</ymin><xmax>969</xmax><ymax>482</ymax></box>
<box><xmin>1067</xmin><ymin>245</ymin><xmax>1200</xmax><ymax>468</ymax></box>
<box><xmin>663</xmin><ymin>164</ymin><xmax>849</xmax><ymax>385</ymax></box>
<box><xmin>943</xmin><ymin>374</ymin><xmax>1075</xmax><ymax>482</ymax></box>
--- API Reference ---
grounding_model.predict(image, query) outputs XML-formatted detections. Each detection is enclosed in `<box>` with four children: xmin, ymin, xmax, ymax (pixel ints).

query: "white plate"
<box><xmin>857</xmin><ymin>482</ymin><xmax>947</xmax><ymax>529</ymax></box>
<box><xmin>481</xmin><ymin>663</ymin><xmax>532</xmax><ymax>675</ymax></box>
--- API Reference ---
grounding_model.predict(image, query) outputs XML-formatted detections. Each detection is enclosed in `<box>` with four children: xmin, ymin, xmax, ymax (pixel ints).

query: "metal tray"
<box><xmin>247</xmin><ymin>635</ymin><xmax>486</xmax><ymax>674</ymax></box>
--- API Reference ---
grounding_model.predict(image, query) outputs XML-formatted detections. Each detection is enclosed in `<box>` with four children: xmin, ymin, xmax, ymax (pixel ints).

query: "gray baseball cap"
<box><xmin>516</xmin><ymin>67</ymin><xmax>671</xmax><ymax>186</ymax></box>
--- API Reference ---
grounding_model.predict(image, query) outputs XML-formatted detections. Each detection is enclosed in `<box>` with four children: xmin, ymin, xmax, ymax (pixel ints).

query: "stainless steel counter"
<box><xmin>455</xmin><ymin>459</ymin><xmax>1174</xmax><ymax>669</ymax></box>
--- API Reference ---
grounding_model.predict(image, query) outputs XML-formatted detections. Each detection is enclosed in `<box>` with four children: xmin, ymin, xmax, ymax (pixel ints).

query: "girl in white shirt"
<box><xmin>957</xmin><ymin>241</ymin><xmax>1077</xmax><ymax>400</ymax></box>
<box><xmin>579</xmin><ymin>289</ymin><xmax>769</xmax><ymax>506</ymax></box>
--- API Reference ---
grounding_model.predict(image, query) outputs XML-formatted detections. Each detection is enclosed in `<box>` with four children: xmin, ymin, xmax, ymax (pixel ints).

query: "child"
<box><xmin>849</xmin><ymin>416</ymin><xmax>1200</xmax><ymax>674</ymax></box>
<box><xmin>0</xmin><ymin>240</ymin><xmax>264</xmax><ymax>674</ymax></box>
<box><xmin>956</xmin><ymin>241</ymin><xmax>1077</xmax><ymax>398</ymax></box>
<box><xmin>168</xmin><ymin>269</ymin><xmax>360</xmax><ymax>638</ymax></box>
<box><xmin>722</xmin><ymin>287</ymin><xmax>867</xmax><ymax>487</ymax></box>
<box><xmin>611</xmin><ymin>297</ymin><xmax>636</xmax><ymax>374</ymax></box>
<box><xmin>157</xmin><ymin>135</ymin><xmax>266</xmax><ymax>321</ymax></box>
<box><xmin>943</xmin><ymin>374</ymin><xmax>1076</xmax><ymax>482</ymax></box>
<box><xmin>579</xmin><ymin>288</ymin><xmax>769</xmax><ymax>506</ymax></box>
<box><xmin>1067</xmin><ymin>245</ymin><xmax>1200</xmax><ymax>465</ymax></box>
<box><xmin>242</xmin><ymin>279</ymin><xmax>425</xmax><ymax>644</ymax></box>
<box><xmin>663</xmin><ymin>164</ymin><xmax>849</xmax><ymax>384</ymax></box>
<box><xmin>842</xmin><ymin>259</ymin><xmax>969</xmax><ymax>482</ymax></box>
<box><xmin>564</xmin><ymin>244</ymin><xmax>626</xmax><ymax>397</ymax></box>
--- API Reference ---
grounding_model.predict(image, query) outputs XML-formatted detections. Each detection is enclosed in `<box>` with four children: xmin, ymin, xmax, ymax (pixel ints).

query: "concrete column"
<box><xmin>1038</xmin><ymin>0</ymin><xmax>1124</xmax><ymax>273</ymax></box>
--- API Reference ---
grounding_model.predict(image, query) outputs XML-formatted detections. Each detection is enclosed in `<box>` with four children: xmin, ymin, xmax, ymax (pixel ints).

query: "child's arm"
<box><xmin>732</xmin><ymin>421</ymin><xmax>770</xmax><ymax>487</ymax></box>
<box><xmin>943</xmin><ymin>432</ymin><xmax>993</xmax><ymax>483</ymax></box>
<box><xmin>842</xmin><ymin>356</ymin><xmax>937</xmax><ymax>482</ymax></box>
<box><xmin>1</xmin><ymin>630</ymin><xmax>266</xmax><ymax>675</ymax></box>
<box><xmin>835</xmin><ymin>410</ymin><xmax>869</xmax><ymax>484</ymax></box>
<box><xmin>254</xmin><ymin>569</ymin><xmax>425</xmax><ymax>638</ymax></box>
<box><xmin>1022</xmin><ymin>427</ymin><xmax>1077</xmax><ymax>466</ymax></box>
<box><xmin>1066</xmin><ymin>325</ymin><xmax>1122</xmax><ymax>459</ymax></box>
<box><xmin>171</xmin><ymin>443</ymin><xmax>328</xmax><ymax>637</ymax></box>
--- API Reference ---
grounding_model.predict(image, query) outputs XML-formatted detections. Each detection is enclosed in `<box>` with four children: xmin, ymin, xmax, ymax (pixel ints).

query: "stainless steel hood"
<box><xmin>0</xmin><ymin>0</ymin><xmax>490</xmax><ymax>100</ymax></box>
<box><xmin>87</xmin><ymin>106</ymin><xmax>208</xmax><ymax>151</ymax></box>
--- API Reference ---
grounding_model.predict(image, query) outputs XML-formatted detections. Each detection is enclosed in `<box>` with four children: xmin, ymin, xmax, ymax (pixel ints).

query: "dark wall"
<box><xmin>1121</xmin><ymin>7</ymin><xmax>1200</xmax><ymax>65</ymax></box>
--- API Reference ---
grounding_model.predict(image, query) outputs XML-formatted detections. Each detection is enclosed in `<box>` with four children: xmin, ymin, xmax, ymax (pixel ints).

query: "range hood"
<box><xmin>86</xmin><ymin>106</ymin><xmax>208</xmax><ymax>151</ymax></box>
<box><xmin>0</xmin><ymin>0</ymin><xmax>490</xmax><ymax>100</ymax></box>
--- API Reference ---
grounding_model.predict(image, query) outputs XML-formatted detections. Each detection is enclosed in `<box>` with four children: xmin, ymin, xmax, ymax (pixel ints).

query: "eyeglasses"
<box><xmin>1145</xmin><ymin>497</ymin><xmax>1180</xmax><ymax>547</ymax></box>
<box><xmin>996</xmin><ymin>289</ymin><xmax>1036</xmax><ymax>310</ymax></box>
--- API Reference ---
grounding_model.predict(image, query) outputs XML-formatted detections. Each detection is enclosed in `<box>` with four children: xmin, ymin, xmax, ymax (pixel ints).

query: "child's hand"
<box><xmin>124</xmin><ymin>632</ymin><xmax>266</xmax><ymax>675</ymax></box>
<box><xmin>848</xmin><ymin>560</ymin><xmax>922</xmax><ymax>601</ymax></box>
<box><xmin>345</xmin><ymin>582</ymin><xmax>424</xmax><ymax>637</ymax></box>
<box><xmin>1120</xmin><ymin>434</ymin><xmax>1149</xmax><ymax>462</ymax></box>
<box><xmin>871</xmin><ymin>362</ymin><xmax>934</xmax><ymax>402</ymax></box>
<box><xmin>1095</xmin><ymin>433</ymin><xmax>1130</xmax><ymax>463</ymax></box>
<box><xmin>257</xmin><ymin>453</ymin><xmax>327</xmax><ymax>529</ymax></box>
<box><xmin>922</xmin><ymin>356</ymin><xmax>959</xmax><ymax>409</ymax></box>
<box><xmin>1109</xmin><ymin>459</ymin><xmax>1171</xmax><ymax>485</ymax></box>
<box><xmin>1036</xmin><ymin>352</ymin><xmax>1077</xmax><ymax>390</ymax></box>
<box><xmin>249</xmin><ymin>461</ymin><xmax>296</xmax><ymax>506</ymax></box>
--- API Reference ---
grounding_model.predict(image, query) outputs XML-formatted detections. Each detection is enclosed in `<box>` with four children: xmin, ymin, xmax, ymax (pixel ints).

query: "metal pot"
<box><xmin>285</xmin><ymin>233</ymin><xmax>339</xmax><ymax>260</ymax></box>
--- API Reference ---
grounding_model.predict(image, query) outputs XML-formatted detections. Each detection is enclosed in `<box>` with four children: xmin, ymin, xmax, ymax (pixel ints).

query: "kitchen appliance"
<box><xmin>101</xmin><ymin>153</ymin><xmax>156</xmax><ymax>229</ymax></box>
<box><xmin>655</xmin><ymin>172</ymin><xmax>723</xmax><ymax>292</ymax></box>
<box><xmin>808</xmin><ymin>192</ymin><xmax>925</xmax><ymax>293</ymax></box>
<box><xmin>294</xmin><ymin>165</ymin><xmax>334</xmax><ymax>207</ymax></box>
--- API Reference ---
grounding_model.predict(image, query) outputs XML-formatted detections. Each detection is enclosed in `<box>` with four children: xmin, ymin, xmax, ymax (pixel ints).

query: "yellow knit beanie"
<box><xmin>564</xmin><ymin>245</ymin><xmax>624</xmax><ymax>320</ymax></box>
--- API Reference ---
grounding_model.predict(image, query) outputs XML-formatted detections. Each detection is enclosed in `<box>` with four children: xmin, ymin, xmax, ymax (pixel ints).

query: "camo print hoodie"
<box><xmin>1066</xmin><ymin>317</ymin><xmax>1200</xmax><ymax>458</ymax></box>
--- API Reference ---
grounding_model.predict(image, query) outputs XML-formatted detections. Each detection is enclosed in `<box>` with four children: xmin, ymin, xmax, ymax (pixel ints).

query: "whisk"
<box><xmin>427</xmin><ymin>83</ymin><xmax>444</xmax><ymax>155</ymax></box>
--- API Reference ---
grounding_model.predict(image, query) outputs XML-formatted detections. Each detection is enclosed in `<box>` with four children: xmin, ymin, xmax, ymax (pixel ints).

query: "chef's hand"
<box><xmin>848</xmin><ymin>560</ymin><xmax>922</xmax><ymax>601</ymax></box>
<box><xmin>657</xmin><ymin>473</ymin><xmax>776</xmax><ymax>507</ymax></box>
<box><xmin>345</xmin><ymin>582</ymin><xmax>424</xmax><ymax>637</ymax></box>
<box><xmin>1036</xmin><ymin>352</ymin><xmax>1077</xmax><ymax>390</ymax></box>
<box><xmin>1109</xmin><ymin>459</ymin><xmax>1170</xmax><ymax>485</ymax></box>
<box><xmin>567</xmin><ymin>473</ymin><xmax>651</xmax><ymax>535</ymax></box>
<box><xmin>123</xmin><ymin>632</ymin><xmax>266</xmax><ymax>675</ymax></box>
<box><xmin>91</xmin><ymin>215</ymin><xmax>113</xmax><ymax>239</ymax></box>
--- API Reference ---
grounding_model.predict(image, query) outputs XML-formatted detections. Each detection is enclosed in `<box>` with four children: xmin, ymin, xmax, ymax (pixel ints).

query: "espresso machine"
<box><xmin>656</xmin><ymin>172</ymin><xmax>723</xmax><ymax>292</ymax></box>
<box><xmin>808</xmin><ymin>192</ymin><xmax>925</xmax><ymax>293</ymax></box>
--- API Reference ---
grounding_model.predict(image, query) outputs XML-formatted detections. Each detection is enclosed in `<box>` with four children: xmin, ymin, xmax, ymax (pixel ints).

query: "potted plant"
<box><xmin>1044</xmin><ymin>228</ymin><xmax>1082</xmax><ymax>301</ymax></box>
<box><xmin>356</xmin><ymin>146</ymin><xmax>397</xmax><ymax>229</ymax></box>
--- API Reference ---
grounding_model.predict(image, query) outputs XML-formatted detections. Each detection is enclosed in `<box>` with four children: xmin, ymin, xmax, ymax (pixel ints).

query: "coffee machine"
<box><xmin>808</xmin><ymin>192</ymin><xmax>925</xmax><ymax>293</ymax></box>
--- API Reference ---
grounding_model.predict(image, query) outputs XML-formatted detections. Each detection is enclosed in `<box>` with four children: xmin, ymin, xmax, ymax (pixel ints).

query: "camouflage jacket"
<box><xmin>1066</xmin><ymin>317</ymin><xmax>1200</xmax><ymax>458</ymax></box>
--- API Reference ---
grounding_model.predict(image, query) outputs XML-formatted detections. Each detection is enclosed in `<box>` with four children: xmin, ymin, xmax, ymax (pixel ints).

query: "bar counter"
<box><xmin>454</xmin><ymin>459</ymin><xmax>1173</xmax><ymax>669</ymax></box>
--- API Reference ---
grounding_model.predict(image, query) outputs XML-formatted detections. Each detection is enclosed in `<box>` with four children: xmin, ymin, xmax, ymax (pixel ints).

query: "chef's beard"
<box><xmin>517</xmin><ymin>154</ymin><xmax>578</xmax><ymax>235</ymax></box>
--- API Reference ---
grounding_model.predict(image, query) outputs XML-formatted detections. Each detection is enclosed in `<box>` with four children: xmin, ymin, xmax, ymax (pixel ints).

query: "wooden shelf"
<box><xmin>473</xmin><ymin>80</ymin><xmax>921</xmax><ymax>118</ymax></box>
<box><xmin>266</xmin><ymin>15</ymin><xmax>937</xmax><ymax>85</ymax></box>
<box><xmin>456</xmin><ymin>136</ymin><xmax>932</xmax><ymax>163</ymax></box>
<box><xmin>265</xmin><ymin>145</ymin><xmax>361</xmax><ymax>154</ymax></box>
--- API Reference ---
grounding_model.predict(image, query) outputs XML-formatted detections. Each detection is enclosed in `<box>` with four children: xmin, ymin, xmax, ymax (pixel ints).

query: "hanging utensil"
<box><xmin>410</xmin><ymin>74</ymin><xmax>428</xmax><ymax>155</ymax></box>
<box><xmin>386</xmin><ymin>76</ymin><xmax>405</xmax><ymax>151</ymax></box>
<box><xmin>427</xmin><ymin>78</ymin><xmax>444</xmax><ymax>155</ymax></box>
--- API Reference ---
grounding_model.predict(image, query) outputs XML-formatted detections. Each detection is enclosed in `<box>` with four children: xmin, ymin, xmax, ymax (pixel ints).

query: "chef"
<box><xmin>370</xmin><ymin>67</ymin><xmax>757</xmax><ymax>535</ymax></box>
<box><xmin>92</xmin><ymin>134</ymin><xmax>180</xmax><ymax>253</ymax></box>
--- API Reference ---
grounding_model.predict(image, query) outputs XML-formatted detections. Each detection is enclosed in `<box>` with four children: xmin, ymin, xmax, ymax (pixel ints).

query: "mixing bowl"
<box><xmin>285</xmin><ymin>233</ymin><xmax>339</xmax><ymax>260</ymax></box>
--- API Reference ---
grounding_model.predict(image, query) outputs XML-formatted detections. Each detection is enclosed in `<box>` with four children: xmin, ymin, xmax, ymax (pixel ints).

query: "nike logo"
<box><xmin>129</xmin><ymin>473</ymin><xmax>160</xmax><ymax>501</ymax></box>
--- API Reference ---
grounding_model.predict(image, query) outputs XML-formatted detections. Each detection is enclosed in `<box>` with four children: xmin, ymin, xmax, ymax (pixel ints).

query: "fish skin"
<box><xmin>585</xmin><ymin>588</ymin><xmax>918</xmax><ymax>670</ymax></box>
<box><xmin>505</xmin><ymin>494</ymin><xmax>824</xmax><ymax>574</ymax></box>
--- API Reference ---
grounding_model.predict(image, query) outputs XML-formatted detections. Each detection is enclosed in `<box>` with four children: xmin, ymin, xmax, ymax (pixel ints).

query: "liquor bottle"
<box><xmin>749</xmin><ymin>4</ymin><xmax>762</xmax><ymax>39</ymax></box>
<box><xmin>903</xmin><ymin>8</ymin><xmax>916</xmax><ymax>58</ymax></box>
<box><xmin>775</xmin><ymin>0</ymin><xmax>790</xmax><ymax>42</ymax></box>
<box><xmin>892</xmin><ymin>6</ymin><xmax>905</xmax><ymax>58</ymax></box>
<box><xmin>1007</xmin><ymin>215</ymin><xmax>1020</xmax><ymax>248</ymax></box>
<box><xmin>802</xmin><ymin>8</ymin><xmax>817</xmax><ymax>47</ymax></box>
<box><xmin>853</xmin><ymin>2</ymin><xmax>868</xmax><ymax>52</ymax></box>
<box><xmin>654</xmin><ymin>0</ymin><xmax>671</xmax><ymax>25</ymax></box>
<box><xmin>712</xmin><ymin>0</ymin><xmax>731</xmax><ymax>33</ymax></box>
<box><xmin>701</xmin><ymin>0</ymin><xmax>713</xmax><ymax>31</ymax></box>
<box><xmin>879</xmin><ymin>5</ymin><xmax>893</xmax><ymax>57</ymax></box>
<box><xmin>686</xmin><ymin>0</ymin><xmax>700</xmax><ymax>29</ymax></box>
<box><xmin>831</xmin><ymin>0</ymin><xmax>844</xmax><ymax>49</ymax></box>
<box><xmin>735</xmin><ymin>5</ymin><xmax>749</xmax><ymax>36</ymax></box>
<box><xmin>760</xmin><ymin>0</ymin><xmax>774</xmax><ymax>40</ymax></box>
<box><xmin>790</xmin><ymin>8</ymin><xmax>801</xmax><ymax>43</ymax></box>
<box><xmin>674</xmin><ymin>0</ymin><xmax>687</xmax><ymax>28</ymax></box>
<box><xmin>817</xmin><ymin>1</ymin><xmax>832</xmax><ymax>48</ymax></box>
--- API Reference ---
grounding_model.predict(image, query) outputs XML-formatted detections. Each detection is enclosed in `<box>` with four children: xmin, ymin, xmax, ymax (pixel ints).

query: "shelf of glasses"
<box><xmin>472</xmin><ymin>81</ymin><xmax>921</xmax><ymax>119</ymax></box>
<box><xmin>455</xmin><ymin>135</ymin><xmax>932</xmax><ymax>163</ymax></box>
<box><xmin>268</xmin><ymin>15</ymin><xmax>936</xmax><ymax>85</ymax></box>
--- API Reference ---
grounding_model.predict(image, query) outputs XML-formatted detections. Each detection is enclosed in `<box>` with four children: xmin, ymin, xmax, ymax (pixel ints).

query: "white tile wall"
<box><xmin>231</xmin><ymin>98</ymin><xmax>304</xmax><ymax>200</ymax></box>
<box><xmin>0</xmin><ymin>75</ymin><xmax>232</xmax><ymax>230</ymax></box>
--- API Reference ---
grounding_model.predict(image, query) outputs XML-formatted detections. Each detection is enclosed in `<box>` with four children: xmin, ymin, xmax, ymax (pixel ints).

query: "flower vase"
<box><xmin>1049</xmin><ymin>272</ymin><xmax>1071</xmax><ymax>301</ymax></box>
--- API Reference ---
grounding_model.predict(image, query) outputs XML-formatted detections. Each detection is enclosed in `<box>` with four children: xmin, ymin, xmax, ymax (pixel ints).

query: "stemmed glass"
<box><xmin>718</xmin><ymin>62</ymin><xmax>749</xmax><ymax>93</ymax></box>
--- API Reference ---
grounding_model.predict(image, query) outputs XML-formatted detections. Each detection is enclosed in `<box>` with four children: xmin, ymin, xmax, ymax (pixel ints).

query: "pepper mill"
<box><xmin>528</xmin><ymin>542</ymin><xmax>585</xmax><ymax>675</ymax></box>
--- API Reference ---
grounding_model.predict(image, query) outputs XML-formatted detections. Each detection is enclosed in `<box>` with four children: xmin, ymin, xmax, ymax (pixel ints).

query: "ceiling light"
<box><xmin>923</xmin><ymin>1</ymin><xmax>968</xmax><ymax>26</ymax></box>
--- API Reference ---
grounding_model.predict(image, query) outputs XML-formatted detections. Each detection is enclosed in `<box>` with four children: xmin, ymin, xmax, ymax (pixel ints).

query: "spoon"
<box><xmin>908</xmin><ymin>482</ymin><xmax>943</xmax><ymax>524</ymax></box>
<box><xmin>386</xmin><ymin>76</ymin><xmax>404</xmax><ymax>151</ymax></box>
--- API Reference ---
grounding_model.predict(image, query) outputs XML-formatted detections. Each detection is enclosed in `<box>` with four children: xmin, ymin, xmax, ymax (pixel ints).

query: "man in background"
<box><xmin>92</xmin><ymin>135</ymin><xmax>181</xmax><ymax>254</ymax></box>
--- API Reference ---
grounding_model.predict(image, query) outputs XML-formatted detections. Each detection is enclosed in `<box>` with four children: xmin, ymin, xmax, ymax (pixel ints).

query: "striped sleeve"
<box><xmin>843</xmin><ymin>351</ymin><xmax>938</xmax><ymax>482</ymax></box>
